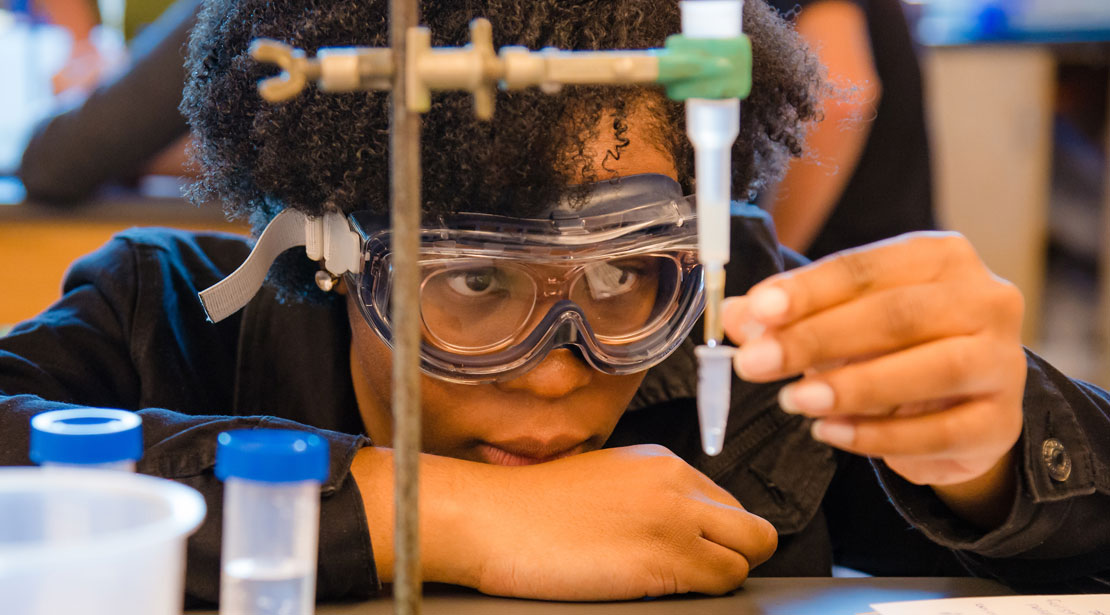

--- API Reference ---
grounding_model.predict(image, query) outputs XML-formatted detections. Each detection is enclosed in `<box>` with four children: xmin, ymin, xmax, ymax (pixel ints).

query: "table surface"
<box><xmin>0</xmin><ymin>187</ymin><xmax>247</xmax><ymax>326</ymax></box>
<box><xmin>192</xmin><ymin>577</ymin><xmax>1015</xmax><ymax>615</ymax></box>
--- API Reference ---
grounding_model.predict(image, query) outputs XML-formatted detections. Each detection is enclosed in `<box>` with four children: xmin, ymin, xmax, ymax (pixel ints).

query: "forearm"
<box><xmin>769</xmin><ymin>118</ymin><xmax>867</xmax><ymax>252</ymax></box>
<box><xmin>349</xmin><ymin>446</ymin><xmax>482</xmax><ymax>588</ymax></box>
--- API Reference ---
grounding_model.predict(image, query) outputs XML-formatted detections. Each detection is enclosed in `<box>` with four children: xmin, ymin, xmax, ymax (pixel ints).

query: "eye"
<box><xmin>584</xmin><ymin>261</ymin><xmax>643</xmax><ymax>300</ymax></box>
<box><xmin>445</xmin><ymin>267</ymin><xmax>502</xmax><ymax>297</ymax></box>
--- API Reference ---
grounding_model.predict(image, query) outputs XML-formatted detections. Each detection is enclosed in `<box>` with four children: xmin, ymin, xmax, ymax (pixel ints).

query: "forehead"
<box><xmin>566</xmin><ymin>106</ymin><xmax>679</xmax><ymax>184</ymax></box>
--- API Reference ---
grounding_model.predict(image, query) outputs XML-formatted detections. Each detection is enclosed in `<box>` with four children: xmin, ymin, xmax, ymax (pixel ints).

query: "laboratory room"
<box><xmin>1</xmin><ymin>0</ymin><xmax>1110</xmax><ymax>613</ymax></box>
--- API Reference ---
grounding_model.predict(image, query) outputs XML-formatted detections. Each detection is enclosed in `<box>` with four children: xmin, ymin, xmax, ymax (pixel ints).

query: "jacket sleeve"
<box><xmin>0</xmin><ymin>234</ymin><xmax>379</xmax><ymax>605</ymax></box>
<box><xmin>872</xmin><ymin>350</ymin><xmax>1110</xmax><ymax>592</ymax></box>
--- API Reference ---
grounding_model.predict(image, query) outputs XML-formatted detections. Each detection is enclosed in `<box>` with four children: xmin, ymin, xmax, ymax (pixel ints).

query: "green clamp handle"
<box><xmin>654</xmin><ymin>34</ymin><xmax>752</xmax><ymax>101</ymax></box>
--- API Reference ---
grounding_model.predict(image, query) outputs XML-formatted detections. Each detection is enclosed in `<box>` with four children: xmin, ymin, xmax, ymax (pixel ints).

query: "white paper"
<box><xmin>869</xmin><ymin>594</ymin><xmax>1110</xmax><ymax>615</ymax></box>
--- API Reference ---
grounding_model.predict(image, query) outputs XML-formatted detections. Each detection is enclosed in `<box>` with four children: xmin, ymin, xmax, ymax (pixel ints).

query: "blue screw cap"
<box><xmin>216</xmin><ymin>429</ymin><xmax>329</xmax><ymax>483</ymax></box>
<box><xmin>30</xmin><ymin>409</ymin><xmax>143</xmax><ymax>465</ymax></box>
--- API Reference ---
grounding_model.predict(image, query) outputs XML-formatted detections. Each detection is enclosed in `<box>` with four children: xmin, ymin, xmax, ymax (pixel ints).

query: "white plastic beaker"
<box><xmin>0</xmin><ymin>467</ymin><xmax>206</xmax><ymax>615</ymax></box>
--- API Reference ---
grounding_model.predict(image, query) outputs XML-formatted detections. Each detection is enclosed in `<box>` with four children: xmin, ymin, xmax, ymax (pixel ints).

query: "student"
<box><xmin>18</xmin><ymin>0</ymin><xmax>199</xmax><ymax>202</ymax></box>
<box><xmin>764</xmin><ymin>0</ymin><xmax>935</xmax><ymax>258</ymax></box>
<box><xmin>1</xmin><ymin>0</ymin><xmax>1107</xmax><ymax>605</ymax></box>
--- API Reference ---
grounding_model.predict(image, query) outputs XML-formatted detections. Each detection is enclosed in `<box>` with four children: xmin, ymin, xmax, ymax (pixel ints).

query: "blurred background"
<box><xmin>0</xmin><ymin>0</ymin><xmax>1107</xmax><ymax>387</ymax></box>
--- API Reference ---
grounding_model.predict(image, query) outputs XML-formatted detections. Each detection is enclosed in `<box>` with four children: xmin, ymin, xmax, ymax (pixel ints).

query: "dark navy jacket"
<box><xmin>1</xmin><ymin>210</ymin><xmax>1107</xmax><ymax>604</ymax></box>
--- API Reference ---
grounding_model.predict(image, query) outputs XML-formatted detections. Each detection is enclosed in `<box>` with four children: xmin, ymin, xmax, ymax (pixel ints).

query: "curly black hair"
<box><xmin>182</xmin><ymin>0</ymin><xmax>823</xmax><ymax>298</ymax></box>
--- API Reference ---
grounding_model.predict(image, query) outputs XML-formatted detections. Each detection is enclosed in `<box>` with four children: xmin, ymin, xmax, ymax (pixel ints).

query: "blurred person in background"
<box><xmin>765</xmin><ymin>0</ymin><xmax>935</xmax><ymax>259</ymax></box>
<box><xmin>17</xmin><ymin>0</ymin><xmax>198</xmax><ymax>202</ymax></box>
<box><xmin>30</xmin><ymin>0</ymin><xmax>120</xmax><ymax>94</ymax></box>
<box><xmin>32</xmin><ymin>0</ymin><xmax>178</xmax><ymax>94</ymax></box>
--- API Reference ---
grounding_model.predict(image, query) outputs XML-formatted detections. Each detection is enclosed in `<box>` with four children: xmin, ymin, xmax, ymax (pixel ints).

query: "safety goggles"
<box><xmin>199</xmin><ymin>173</ymin><xmax>705</xmax><ymax>383</ymax></box>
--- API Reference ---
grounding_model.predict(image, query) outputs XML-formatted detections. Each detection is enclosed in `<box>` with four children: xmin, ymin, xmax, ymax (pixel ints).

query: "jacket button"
<box><xmin>1041</xmin><ymin>438</ymin><xmax>1072</xmax><ymax>482</ymax></box>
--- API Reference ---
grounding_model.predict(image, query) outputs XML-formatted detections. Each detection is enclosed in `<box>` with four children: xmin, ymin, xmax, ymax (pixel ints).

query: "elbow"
<box><xmin>18</xmin><ymin>141</ymin><xmax>98</xmax><ymax>204</ymax></box>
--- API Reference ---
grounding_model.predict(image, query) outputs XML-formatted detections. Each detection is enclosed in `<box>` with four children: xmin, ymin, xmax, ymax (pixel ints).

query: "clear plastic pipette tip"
<box><xmin>695</xmin><ymin>344</ymin><xmax>736</xmax><ymax>456</ymax></box>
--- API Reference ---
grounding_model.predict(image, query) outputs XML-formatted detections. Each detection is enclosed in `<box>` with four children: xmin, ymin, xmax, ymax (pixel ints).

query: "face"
<box><xmin>347</xmin><ymin>108</ymin><xmax>679</xmax><ymax>466</ymax></box>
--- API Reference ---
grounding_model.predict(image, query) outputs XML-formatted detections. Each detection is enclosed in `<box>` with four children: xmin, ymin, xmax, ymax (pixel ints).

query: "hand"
<box><xmin>465</xmin><ymin>445</ymin><xmax>777</xmax><ymax>599</ymax></box>
<box><xmin>51</xmin><ymin>36</ymin><xmax>127</xmax><ymax>96</ymax></box>
<box><xmin>353</xmin><ymin>445</ymin><xmax>777</xmax><ymax>601</ymax></box>
<box><xmin>722</xmin><ymin>233</ymin><xmax>1026</xmax><ymax>512</ymax></box>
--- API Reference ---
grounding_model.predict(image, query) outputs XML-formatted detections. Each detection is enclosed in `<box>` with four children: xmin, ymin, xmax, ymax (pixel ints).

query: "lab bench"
<box><xmin>190</xmin><ymin>577</ymin><xmax>1015</xmax><ymax>615</ymax></box>
<box><xmin>0</xmin><ymin>187</ymin><xmax>247</xmax><ymax>327</ymax></box>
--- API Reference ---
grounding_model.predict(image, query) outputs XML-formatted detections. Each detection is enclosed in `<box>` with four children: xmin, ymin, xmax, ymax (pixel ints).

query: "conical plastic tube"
<box><xmin>695</xmin><ymin>344</ymin><xmax>736</xmax><ymax>456</ymax></box>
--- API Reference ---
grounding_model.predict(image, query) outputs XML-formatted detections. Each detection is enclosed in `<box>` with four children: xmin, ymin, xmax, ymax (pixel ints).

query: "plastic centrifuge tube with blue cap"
<box><xmin>216</xmin><ymin>429</ymin><xmax>329</xmax><ymax>615</ymax></box>
<box><xmin>29</xmin><ymin>408</ymin><xmax>145</xmax><ymax>545</ymax></box>
<box><xmin>682</xmin><ymin>0</ymin><xmax>743</xmax><ymax>456</ymax></box>
<box><xmin>30</xmin><ymin>408</ymin><xmax>143</xmax><ymax>470</ymax></box>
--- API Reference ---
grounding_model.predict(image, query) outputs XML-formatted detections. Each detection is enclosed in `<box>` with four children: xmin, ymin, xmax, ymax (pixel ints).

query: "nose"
<box><xmin>494</xmin><ymin>349</ymin><xmax>594</xmax><ymax>398</ymax></box>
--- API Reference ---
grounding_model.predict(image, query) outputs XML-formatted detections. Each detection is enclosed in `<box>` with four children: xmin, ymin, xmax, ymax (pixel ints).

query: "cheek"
<box><xmin>417</xmin><ymin>379</ymin><xmax>499</xmax><ymax>453</ymax></box>
<box><xmin>346</xmin><ymin>295</ymin><xmax>499</xmax><ymax>453</ymax></box>
<box><xmin>592</xmin><ymin>372</ymin><xmax>648</xmax><ymax>426</ymax></box>
<box><xmin>347</xmin><ymin>308</ymin><xmax>395</xmax><ymax>445</ymax></box>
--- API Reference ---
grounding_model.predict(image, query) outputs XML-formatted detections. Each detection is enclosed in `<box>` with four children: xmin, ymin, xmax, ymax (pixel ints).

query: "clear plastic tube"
<box><xmin>216</xmin><ymin>429</ymin><xmax>327</xmax><ymax>615</ymax></box>
<box><xmin>220</xmin><ymin>478</ymin><xmax>319</xmax><ymax>615</ymax></box>
<box><xmin>695</xmin><ymin>345</ymin><xmax>737</xmax><ymax>456</ymax></box>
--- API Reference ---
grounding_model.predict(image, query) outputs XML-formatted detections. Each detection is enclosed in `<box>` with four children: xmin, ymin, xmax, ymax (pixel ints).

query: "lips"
<box><xmin>477</xmin><ymin>437</ymin><xmax>587</xmax><ymax>466</ymax></box>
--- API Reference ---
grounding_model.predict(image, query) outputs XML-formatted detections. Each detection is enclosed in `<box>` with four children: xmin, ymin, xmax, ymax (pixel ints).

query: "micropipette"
<box><xmin>682</xmin><ymin>0</ymin><xmax>744</xmax><ymax>456</ymax></box>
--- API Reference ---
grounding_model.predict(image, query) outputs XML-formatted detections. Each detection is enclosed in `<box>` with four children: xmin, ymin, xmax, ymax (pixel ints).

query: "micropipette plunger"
<box><xmin>682</xmin><ymin>0</ymin><xmax>743</xmax><ymax>456</ymax></box>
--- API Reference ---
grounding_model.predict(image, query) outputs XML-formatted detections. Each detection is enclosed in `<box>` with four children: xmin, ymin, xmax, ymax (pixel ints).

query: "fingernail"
<box><xmin>779</xmin><ymin>381</ymin><xmax>835</xmax><ymax>414</ymax></box>
<box><xmin>811</xmin><ymin>420</ymin><xmax>855</xmax><ymax>447</ymax></box>
<box><xmin>735</xmin><ymin>337</ymin><xmax>783</xmax><ymax>379</ymax></box>
<box><xmin>751</xmin><ymin>287</ymin><xmax>789</xmax><ymax>320</ymax></box>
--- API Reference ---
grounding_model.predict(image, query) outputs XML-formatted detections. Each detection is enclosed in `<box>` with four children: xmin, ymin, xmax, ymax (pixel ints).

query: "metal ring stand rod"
<box><xmin>390</xmin><ymin>0</ymin><xmax>423</xmax><ymax>613</ymax></box>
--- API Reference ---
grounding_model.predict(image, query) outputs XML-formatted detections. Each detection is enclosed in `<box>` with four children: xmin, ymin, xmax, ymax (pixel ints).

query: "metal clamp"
<box><xmin>408</xmin><ymin>18</ymin><xmax>501</xmax><ymax>119</ymax></box>
<box><xmin>250</xmin><ymin>39</ymin><xmax>320</xmax><ymax>102</ymax></box>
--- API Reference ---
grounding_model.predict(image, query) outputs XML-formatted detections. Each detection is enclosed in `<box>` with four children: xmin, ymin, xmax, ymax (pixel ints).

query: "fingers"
<box><xmin>678</xmin><ymin>538</ymin><xmax>753</xmax><ymax>595</ymax></box>
<box><xmin>808</xmin><ymin>397</ymin><xmax>1023</xmax><ymax>460</ymax></box>
<box><xmin>725</xmin><ymin>273</ymin><xmax>1023</xmax><ymax>384</ymax></box>
<box><xmin>738</xmin><ymin>282</ymin><xmax>985</xmax><ymax>379</ymax></box>
<box><xmin>776</xmin><ymin>336</ymin><xmax>1023</xmax><ymax>417</ymax></box>
<box><xmin>736</xmin><ymin>233</ymin><xmax>981</xmax><ymax>328</ymax></box>
<box><xmin>663</xmin><ymin>505</ymin><xmax>775</xmax><ymax>596</ymax></box>
<box><xmin>692</xmin><ymin>494</ymin><xmax>778</xmax><ymax>569</ymax></box>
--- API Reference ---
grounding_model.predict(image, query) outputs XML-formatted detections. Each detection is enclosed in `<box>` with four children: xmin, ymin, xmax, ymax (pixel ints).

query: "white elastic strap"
<box><xmin>198</xmin><ymin>209</ymin><xmax>362</xmax><ymax>322</ymax></box>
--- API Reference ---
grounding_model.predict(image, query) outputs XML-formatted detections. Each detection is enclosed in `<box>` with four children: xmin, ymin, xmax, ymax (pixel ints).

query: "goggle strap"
<box><xmin>198</xmin><ymin>209</ymin><xmax>361</xmax><ymax>322</ymax></box>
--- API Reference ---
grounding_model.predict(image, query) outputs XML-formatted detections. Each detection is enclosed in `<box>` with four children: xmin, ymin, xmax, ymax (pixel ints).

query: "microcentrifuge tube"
<box><xmin>696</xmin><ymin>344</ymin><xmax>737</xmax><ymax>456</ymax></box>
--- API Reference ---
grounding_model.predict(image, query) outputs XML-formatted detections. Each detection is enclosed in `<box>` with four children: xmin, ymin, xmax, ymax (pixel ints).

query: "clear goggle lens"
<box><xmin>383</xmin><ymin>252</ymin><xmax>689</xmax><ymax>355</ymax></box>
